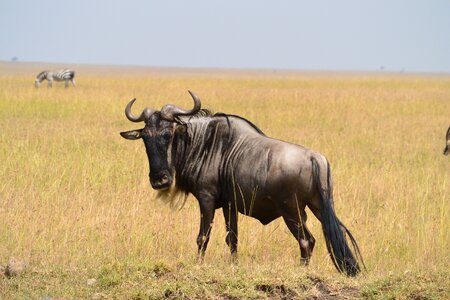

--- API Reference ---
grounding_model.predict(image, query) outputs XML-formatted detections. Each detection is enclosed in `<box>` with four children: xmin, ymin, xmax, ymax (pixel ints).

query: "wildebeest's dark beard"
<box><xmin>155</xmin><ymin>173</ymin><xmax>188</xmax><ymax>210</ymax></box>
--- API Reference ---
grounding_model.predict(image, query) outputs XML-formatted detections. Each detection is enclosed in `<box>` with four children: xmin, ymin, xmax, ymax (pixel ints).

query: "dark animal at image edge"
<box><xmin>443</xmin><ymin>126</ymin><xmax>450</xmax><ymax>155</ymax></box>
<box><xmin>120</xmin><ymin>91</ymin><xmax>366</xmax><ymax>276</ymax></box>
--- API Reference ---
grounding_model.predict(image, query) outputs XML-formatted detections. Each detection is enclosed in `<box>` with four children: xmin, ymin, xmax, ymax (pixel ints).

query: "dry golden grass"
<box><xmin>0</xmin><ymin>63</ymin><xmax>449</xmax><ymax>299</ymax></box>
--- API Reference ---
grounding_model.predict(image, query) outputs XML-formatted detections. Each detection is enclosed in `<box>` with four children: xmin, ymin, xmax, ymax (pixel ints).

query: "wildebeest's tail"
<box><xmin>311</xmin><ymin>156</ymin><xmax>365</xmax><ymax>276</ymax></box>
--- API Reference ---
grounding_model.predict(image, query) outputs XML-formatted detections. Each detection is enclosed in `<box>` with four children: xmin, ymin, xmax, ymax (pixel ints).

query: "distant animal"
<box><xmin>35</xmin><ymin>69</ymin><xmax>75</xmax><ymax>88</ymax></box>
<box><xmin>120</xmin><ymin>91</ymin><xmax>365</xmax><ymax>276</ymax></box>
<box><xmin>444</xmin><ymin>126</ymin><xmax>450</xmax><ymax>155</ymax></box>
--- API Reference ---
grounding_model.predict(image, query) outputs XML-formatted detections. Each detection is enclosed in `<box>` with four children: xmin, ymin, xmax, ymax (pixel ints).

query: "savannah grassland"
<box><xmin>0</xmin><ymin>62</ymin><xmax>448</xmax><ymax>299</ymax></box>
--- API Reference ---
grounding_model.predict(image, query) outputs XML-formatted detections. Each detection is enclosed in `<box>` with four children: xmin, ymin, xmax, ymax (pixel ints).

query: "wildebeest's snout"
<box><xmin>149</xmin><ymin>170</ymin><xmax>172</xmax><ymax>190</ymax></box>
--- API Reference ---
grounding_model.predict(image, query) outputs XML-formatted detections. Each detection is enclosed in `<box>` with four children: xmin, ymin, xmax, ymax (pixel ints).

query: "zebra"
<box><xmin>35</xmin><ymin>69</ymin><xmax>76</xmax><ymax>88</ymax></box>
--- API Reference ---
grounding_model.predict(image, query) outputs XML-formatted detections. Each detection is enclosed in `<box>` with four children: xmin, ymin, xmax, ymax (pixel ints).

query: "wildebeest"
<box><xmin>35</xmin><ymin>69</ymin><xmax>76</xmax><ymax>88</ymax></box>
<box><xmin>120</xmin><ymin>91</ymin><xmax>365</xmax><ymax>276</ymax></box>
<box><xmin>444</xmin><ymin>126</ymin><xmax>450</xmax><ymax>155</ymax></box>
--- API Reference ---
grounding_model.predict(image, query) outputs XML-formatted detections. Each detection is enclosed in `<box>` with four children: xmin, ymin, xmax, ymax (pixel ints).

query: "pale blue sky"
<box><xmin>1</xmin><ymin>0</ymin><xmax>449</xmax><ymax>72</ymax></box>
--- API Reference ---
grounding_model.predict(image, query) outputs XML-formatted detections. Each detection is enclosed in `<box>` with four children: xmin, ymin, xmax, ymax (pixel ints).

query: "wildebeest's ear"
<box><xmin>120</xmin><ymin>129</ymin><xmax>142</xmax><ymax>140</ymax></box>
<box><xmin>176</xmin><ymin>124</ymin><xmax>187</xmax><ymax>134</ymax></box>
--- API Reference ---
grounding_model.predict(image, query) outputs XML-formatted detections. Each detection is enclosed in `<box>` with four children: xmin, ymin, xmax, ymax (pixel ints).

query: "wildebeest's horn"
<box><xmin>125</xmin><ymin>98</ymin><xmax>155</xmax><ymax>122</ymax></box>
<box><xmin>160</xmin><ymin>90</ymin><xmax>201</xmax><ymax>121</ymax></box>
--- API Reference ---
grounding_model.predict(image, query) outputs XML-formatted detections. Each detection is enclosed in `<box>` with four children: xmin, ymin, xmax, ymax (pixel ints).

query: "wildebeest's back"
<box><xmin>220</xmin><ymin>117</ymin><xmax>318</xmax><ymax>224</ymax></box>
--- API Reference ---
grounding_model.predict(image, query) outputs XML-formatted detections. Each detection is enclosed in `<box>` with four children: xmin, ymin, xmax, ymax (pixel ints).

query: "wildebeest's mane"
<box><xmin>213</xmin><ymin>113</ymin><xmax>266</xmax><ymax>136</ymax></box>
<box><xmin>173</xmin><ymin>108</ymin><xmax>266</xmax><ymax>197</ymax></box>
<box><xmin>174</xmin><ymin>108</ymin><xmax>213</xmax><ymax>123</ymax></box>
<box><xmin>176</xmin><ymin>109</ymin><xmax>265</xmax><ymax>136</ymax></box>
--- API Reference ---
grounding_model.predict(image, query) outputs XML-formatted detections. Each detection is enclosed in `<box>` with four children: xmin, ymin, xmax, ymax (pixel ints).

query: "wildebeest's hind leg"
<box><xmin>196</xmin><ymin>193</ymin><xmax>216</xmax><ymax>262</ymax></box>
<box><xmin>281</xmin><ymin>199</ymin><xmax>316</xmax><ymax>265</ymax></box>
<box><xmin>222</xmin><ymin>201</ymin><xmax>238</xmax><ymax>257</ymax></box>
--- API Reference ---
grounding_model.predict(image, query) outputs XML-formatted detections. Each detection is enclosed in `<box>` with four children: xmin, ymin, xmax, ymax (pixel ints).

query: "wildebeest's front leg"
<box><xmin>196</xmin><ymin>192</ymin><xmax>216</xmax><ymax>261</ymax></box>
<box><xmin>223</xmin><ymin>201</ymin><xmax>238</xmax><ymax>256</ymax></box>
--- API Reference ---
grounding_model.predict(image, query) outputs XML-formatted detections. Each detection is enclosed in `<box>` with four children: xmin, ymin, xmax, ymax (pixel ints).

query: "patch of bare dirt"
<box><xmin>304</xmin><ymin>276</ymin><xmax>360</xmax><ymax>299</ymax></box>
<box><xmin>255</xmin><ymin>283</ymin><xmax>298</xmax><ymax>299</ymax></box>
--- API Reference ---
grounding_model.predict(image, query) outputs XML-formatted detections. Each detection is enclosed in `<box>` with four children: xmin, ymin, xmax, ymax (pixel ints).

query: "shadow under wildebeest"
<box><xmin>120</xmin><ymin>91</ymin><xmax>366</xmax><ymax>276</ymax></box>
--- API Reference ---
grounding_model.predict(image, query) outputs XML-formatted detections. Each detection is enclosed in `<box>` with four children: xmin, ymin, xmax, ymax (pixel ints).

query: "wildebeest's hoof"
<box><xmin>300</xmin><ymin>257</ymin><xmax>310</xmax><ymax>266</ymax></box>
